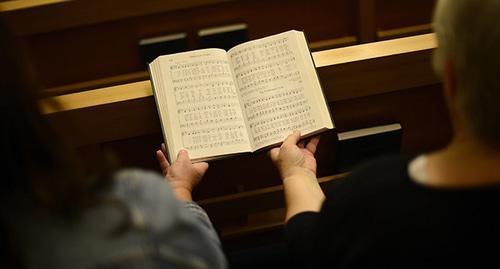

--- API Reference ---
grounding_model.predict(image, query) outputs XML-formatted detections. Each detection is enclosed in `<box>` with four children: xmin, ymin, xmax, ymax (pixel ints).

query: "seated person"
<box><xmin>0</xmin><ymin>21</ymin><xmax>227</xmax><ymax>269</ymax></box>
<box><xmin>270</xmin><ymin>0</ymin><xmax>500</xmax><ymax>267</ymax></box>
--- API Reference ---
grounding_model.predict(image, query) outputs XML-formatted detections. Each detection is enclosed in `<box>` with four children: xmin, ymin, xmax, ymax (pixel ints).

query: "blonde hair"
<box><xmin>433</xmin><ymin>0</ymin><xmax>500</xmax><ymax>145</ymax></box>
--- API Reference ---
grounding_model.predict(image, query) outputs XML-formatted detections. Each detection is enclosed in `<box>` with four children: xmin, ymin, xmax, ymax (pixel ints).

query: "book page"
<box><xmin>151</xmin><ymin>49</ymin><xmax>252</xmax><ymax>161</ymax></box>
<box><xmin>228</xmin><ymin>31</ymin><xmax>333</xmax><ymax>150</ymax></box>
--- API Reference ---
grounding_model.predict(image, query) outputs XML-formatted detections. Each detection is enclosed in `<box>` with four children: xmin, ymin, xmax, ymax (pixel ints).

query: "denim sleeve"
<box><xmin>107</xmin><ymin>169</ymin><xmax>227</xmax><ymax>269</ymax></box>
<box><xmin>182</xmin><ymin>201</ymin><xmax>221</xmax><ymax>245</ymax></box>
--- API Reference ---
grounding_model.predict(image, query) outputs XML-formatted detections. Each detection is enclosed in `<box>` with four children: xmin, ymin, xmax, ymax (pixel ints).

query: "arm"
<box><xmin>111</xmin><ymin>168</ymin><xmax>227</xmax><ymax>269</ymax></box>
<box><xmin>157</xmin><ymin>145</ymin><xmax>217</xmax><ymax>231</ymax></box>
<box><xmin>270</xmin><ymin>130</ymin><xmax>325</xmax><ymax>222</ymax></box>
<box><xmin>156</xmin><ymin>145</ymin><xmax>222</xmax><ymax>249</ymax></box>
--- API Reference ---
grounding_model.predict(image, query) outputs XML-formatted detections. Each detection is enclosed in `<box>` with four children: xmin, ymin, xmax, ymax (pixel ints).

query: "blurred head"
<box><xmin>0</xmin><ymin>21</ymin><xmax>111</xmax><ymax>216</ymax></box>
<box><xmin>432</xmin><ymin>0</ymin><xmax>500</xmax><ymax>147</ymax></box>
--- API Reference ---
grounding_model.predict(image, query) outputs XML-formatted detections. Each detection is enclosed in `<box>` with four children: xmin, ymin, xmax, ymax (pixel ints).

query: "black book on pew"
<box><xmin>335</xmin><ymin>123</ymin><xmax>402</xmax><ymax>173</ymax></box>
<box><xmin>139</xmin><ymin>33</ymin><xmax>188</xmax><ymax>64</ymax></box>
<box><xmin>198</xmin><ymin>24</ymin><xmax>248</xmax><ymax>51</ymax></box>
<box><xmin>148</xmin><ymin>30</ymin><xmax>334</xmax><ymax>162</ymax></box>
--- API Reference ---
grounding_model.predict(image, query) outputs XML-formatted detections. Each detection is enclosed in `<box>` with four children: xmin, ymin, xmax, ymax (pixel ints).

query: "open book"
<box><xmin>149</xmin><ymin>30</ymin><xmax>334</xmax><ymax>162</ymax></box>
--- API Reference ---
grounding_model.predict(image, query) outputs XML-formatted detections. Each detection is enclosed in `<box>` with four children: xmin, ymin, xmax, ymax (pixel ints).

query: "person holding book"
<box><xmin>0</xmin><ymin>21</ymin><xmax>226</xmax><ymax>269</ymax></box>
<box><xmin>270</xmin><ymin>0</ymin><xmax>500</xmax><ymax>267</ymax></box>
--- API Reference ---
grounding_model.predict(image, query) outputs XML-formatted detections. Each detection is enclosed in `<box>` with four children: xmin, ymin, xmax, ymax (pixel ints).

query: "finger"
<box><xmin>282</xmin><ymin>130</ymin><xmax>301</xmax><ymax>146</ymax></box>
<box><xmin>156</xmin><ymin>150</ymin><xmax>169</xmax><ymax>167</ymax></box>
<box><xmin>193</xmin><ymin>162</ymin><xmax>209</xmax><ymax>176</ymax></box>
<box><xmin>177</xmin><ymin>149</ymin><xmax>190</xmax><ymax>163</ymax></box>
<box><xmin>269</xmin><ymin>147</ymin><xmax>280</xmax><ymax>161</ymax></box>
<box><xmin>156</xmin><ymin>150</ymin><xmax>170</xmax><ymax>174</ymax></box>
<box><xmin>161</xmin><ymin>143</ymin><xmax>167</xmax><ymax>155</ymax></box>
<box><xmin>306</xmin><ymin>136</ymin><xmax>320</xmax><ymax>155</ymax></box>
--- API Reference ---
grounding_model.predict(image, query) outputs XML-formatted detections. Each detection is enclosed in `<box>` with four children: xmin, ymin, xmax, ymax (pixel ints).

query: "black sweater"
<box><xmin>286</xmin><ymin>156</ymin><xmax>500</xmax><ymax>268</ymax></box>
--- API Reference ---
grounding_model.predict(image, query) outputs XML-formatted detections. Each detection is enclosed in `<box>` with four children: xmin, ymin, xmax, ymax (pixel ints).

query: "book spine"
<box><xmin>148</xmin><ymin>62</ymin><xmax>173</xmax><ymax>163</ymax></box>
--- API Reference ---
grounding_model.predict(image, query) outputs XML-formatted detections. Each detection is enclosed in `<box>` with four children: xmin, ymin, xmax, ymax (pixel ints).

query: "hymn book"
<box><xmin>149</xmin><ymin>30</ymin><xmax>334</xmax><ymax>162</ymax></box>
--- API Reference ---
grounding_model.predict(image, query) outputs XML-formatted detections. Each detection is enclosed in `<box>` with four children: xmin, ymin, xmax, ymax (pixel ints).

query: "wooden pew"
<box><xmin>2</xmin><ymin>0</ymin><xmax>358</xmax><ymax>89</ymax></box>
<box><xmin>375</xmin><ymin>0</ymin><xmax>436</xmax><ymax>40</ymax></box>
<box><xmin>39</xmin><ymin>34</ymin><xmax>452</xmax><ymax>249</ymax></box>
<box><xmin>2</xmin><ymin>0</ymin><xmax>436</xmax><ymax>94</ymax></box>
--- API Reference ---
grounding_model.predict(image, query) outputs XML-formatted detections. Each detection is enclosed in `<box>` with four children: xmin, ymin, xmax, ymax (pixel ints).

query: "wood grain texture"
<box><xmin>0</xmin><ymin>0</ymin><xmax>233</xmax><ymax>35</ymax></box>
<box><xmin>358</xmin><ymin>0</ymin><xmax>377</xmax><ymax>42</ymax></box>
<box><xmin>16</xmin><ymin>0</ymin><xmax>355</xmax><ymax>87</ymax></box>
<box><xmin>3</xmin><ymin>0</ymin><xmax>436</xmax><ymax>89</ymax></box>
<box><xmin>0</xmin><ymin>0</ymin><xmax>68</xmax><ymax>12</ymax></box>
<box><xmin>39</xmin><ymin>34</ymin><xmax>437</xmax><ymax>115</ymax></box>
<box><xmin>375</xmin><ymin>0</ymin><xmax>436</xmax><ymax>32</ymax></box>
<box><xmin>377</xmin><ymin>23</ymin><xmax>432</xmax><ymax>40</ymax></box>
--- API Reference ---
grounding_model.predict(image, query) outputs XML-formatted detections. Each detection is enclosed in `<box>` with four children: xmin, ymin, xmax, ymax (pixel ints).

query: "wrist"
<box><xmin>171</xmin><ymin>187</ymin><xmax>193</xmax><ymax>201</ymax></box>
<box><xmin>282</xmin><ymin>167</ymin><xmax>316</xmax><ymax>182</ymax></box>
<box><xmin>282</xmin><ymin>173</ymin><xmax>325</xmax><ymax>222</ymax></box>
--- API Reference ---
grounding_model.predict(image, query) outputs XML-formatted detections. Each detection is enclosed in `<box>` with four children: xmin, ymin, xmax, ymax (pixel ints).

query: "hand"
<box><xmin>270</xmin><ymin>130</ymin><xmax>320</xmax><ymax>181</ymax></box>
<box><xmin>156</xmin><ymin>144</ymin><xmax>209</xmax><ymax>201</ymax></box>
<box><xmin>269</xmin><ymin>131</ymin><xmax>324</xmax><ymax>221</ymax></box>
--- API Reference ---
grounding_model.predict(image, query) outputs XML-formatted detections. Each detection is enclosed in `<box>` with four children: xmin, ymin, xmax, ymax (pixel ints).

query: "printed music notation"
<box><xmin>170</xmin><ymin>59</ymin><xmax>232</xmax><ymax>83</ymax></box>
<box><xmin>181</xmin><ymin>125</ymin><xmax>247</xmax><ymax>151</ymax></box>
<box><xmin>244</xmin><ymin>88</ymin><xmax>306</xmax><ymax>117</ymax></box>
<box><xmin>173</xmin><ymin>81</ymin><xmax>238</xmax><ymax>105</ymax></box>
<box><xmin>230</xmin><ymin>37</ymin><xmax>292</xmax><ymax>71</ymax></box>
<box><xmin>168</xmin><ymin>55</ymin><xmax>250</xmax><ymax>151</ymax></box>
<box><xmin>228</xmin><ymin>36</ymin><xmax>319</xmax><ymax>147</ymax></box>
<box><xmin>244</xmin><ymin>86</ymin><xmax>318</xmax><ymax>147</ymax></box>
<box><xmin>149</xmin><ymin>31</ymin><xmax>332</xmax><ymax>160</ymax></box>
<box><xmin>230</xmin><ymin>37</ymin><xmax>317</xmax><ymax>147</ymax></box>
<box><xmin>250</xmin><ymin>105</ymin><xmax>317</xmax><ymax>148</ymax></box>
<box><xmin>178</xmin><ymin>103</ymin><xmax>242</xmax><ymax>128</ymax></box>
<box><xmin>230</xmin><ymin>37</ymin><xmax>301</xmax><ymax>96</ymax></box>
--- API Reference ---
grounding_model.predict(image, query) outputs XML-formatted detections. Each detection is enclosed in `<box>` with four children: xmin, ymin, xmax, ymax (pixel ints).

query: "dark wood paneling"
<box><xmin>358</xmin><ymin>0</ymin><xmax>376</xmax><ymax>42</ymax></box>
<box><xmin>3</xmin><ymin>0</ymin><xmax>438</xmax><ymax>91</ymax></box>
<box><xmin>1</xmin><ymin>0</ymin><xmax>232</xmax><ymax>35</ymax></box>
<box><xmin>331</xmin><ymin>85</ymin><xmax>452</xmax><ymax>154</ymax></box>
<box><xmin>24</xmin><ymin>0</ymin><xmax>356</xmax><ymax>88</ymax></box>
<box><xmin>376</xmin><ymin>0</ymin><xmax>436</xmax><ymax>31</ymax></box>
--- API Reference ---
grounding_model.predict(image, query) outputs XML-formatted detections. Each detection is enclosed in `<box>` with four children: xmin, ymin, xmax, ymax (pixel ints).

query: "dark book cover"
<box><xmin>198</xmin><ymin>24</ymin><xmax>248</xmax><ymax>51</ymax></box>
<box><xmin>139</xmin><ymin>33</ymin><xmax>188</xmax><ymax>64</ymax></box>
<box><xmin>335</xmin><ymin>124</ymin><xmax>402</xmax><ymax>173</ymax></box>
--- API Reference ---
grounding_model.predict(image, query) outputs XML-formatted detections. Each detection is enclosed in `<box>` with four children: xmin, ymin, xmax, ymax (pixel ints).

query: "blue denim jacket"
<box><xmin>6</xmin><ymin>169</ymin><xmax>228</xmax><ymax>269</ymax></box>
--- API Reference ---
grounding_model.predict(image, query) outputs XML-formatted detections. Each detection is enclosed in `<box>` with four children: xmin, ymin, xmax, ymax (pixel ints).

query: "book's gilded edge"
<box><xmin>148</xmin><ymin>61</ymin><xmax>173</xmax><ymax>163</ymax></box>
<box><xmin>301</xmin><ymin>30</ymin><xmax>336</xmax><ymax>131</ymax></box>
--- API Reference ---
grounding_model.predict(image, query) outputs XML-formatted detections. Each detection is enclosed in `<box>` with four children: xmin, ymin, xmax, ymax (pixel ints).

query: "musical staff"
<box><xmin>230</xmin><ymin>38</ymin><xmax>300</xmax><ymax>92</ymax></box>
<box><xmin>181</xmin><ymin>125</ymin><xmax>247</xmax><ymax>151</ymax></box>
<box><xmin>167</xmin><ymin>52</ymin><xmax>250</xmax><ymax>152</ymax></box>
<box><xmin>230</xmin><ymin>37</ymin><xmax>292</xmax><ymax>71</ymax></box>
<box><xmin>174</xmin><ymin>81</ymin><xmax>238</xmax><ymax>105</ymax></box>
<box><xmin>228</xmin><ymin>35</ymin><xmax>319</xmax><ymax>147</ymax></box>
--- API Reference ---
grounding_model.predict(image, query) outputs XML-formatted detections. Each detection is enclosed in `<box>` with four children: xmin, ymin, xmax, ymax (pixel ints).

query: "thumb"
<box><xmin>269</xmin><ymin>147</ymin><xmax>280</xmax><ymax>162</ymax></box>
<box><xmin>193</xmin><ymin>162</ymin><xmax>209</xmax><ymax>176</ymax></box>
<box><xmin>283</xmin><ymin>130</ymin><xmax>301</xmax><ymax>146</ymax></box>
